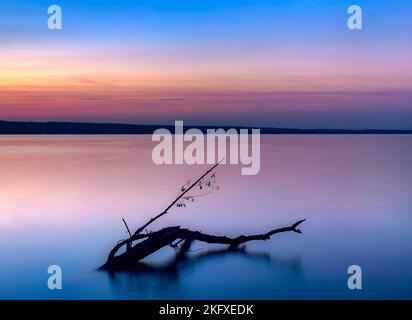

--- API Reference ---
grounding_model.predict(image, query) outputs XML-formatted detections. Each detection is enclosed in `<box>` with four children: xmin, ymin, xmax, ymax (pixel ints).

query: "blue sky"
<box><xmin>0</xmin><ymin>1</ymin><xmax>411</xmax><ymax>128</ymax></box>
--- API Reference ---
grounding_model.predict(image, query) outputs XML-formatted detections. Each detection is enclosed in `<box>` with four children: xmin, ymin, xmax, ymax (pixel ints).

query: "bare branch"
<box><xmin>101</xmin><ymin>163</ymin><xmax>305</xmax><ymax>271</ymax></box>
<box><xmin>132</xmin><ymin>160</ymin><xmax>224</xmax><ymax>236</ymax></box>
<box><xmin>101</xmin><ymin>220</ymin><xmax>305</xmax><ymax>270</ymax></box>
<box><xmin>122</xmin><ymin>218</ymin><xmax>132</xmax><ymax>238</ymax></box>
<box><xmin>179</xmin><ymin>220</ymin><xmax>306</xmax><ymax>245</ymax></box>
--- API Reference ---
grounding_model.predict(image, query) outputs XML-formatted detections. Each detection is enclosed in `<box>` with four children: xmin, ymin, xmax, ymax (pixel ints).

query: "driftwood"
<box><xmin>100</xmin><ymin>162</ymin><xmax>305</xmax><ymax>270</ymax></box>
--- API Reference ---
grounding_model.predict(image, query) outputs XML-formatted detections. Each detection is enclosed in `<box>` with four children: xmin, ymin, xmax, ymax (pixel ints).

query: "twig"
<box><xmin>122</xmin><ymin>218</ymin><xmax>132</xmax><ymax>238</ymax></box>
<box><xmin>133</xmin><ymin>160</ymin><xmax>224</xmax><ymax>236</ymax></box>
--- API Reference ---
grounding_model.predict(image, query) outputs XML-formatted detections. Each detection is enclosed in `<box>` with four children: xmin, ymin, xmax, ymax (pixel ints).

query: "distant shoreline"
<box><xmin>0</xmin><ymin>120</ymin><xmax>411</xmax><ymax>135</ymax></box>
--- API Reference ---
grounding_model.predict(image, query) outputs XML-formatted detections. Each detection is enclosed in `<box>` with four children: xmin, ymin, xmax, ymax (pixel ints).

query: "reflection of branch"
<box><xmin>186</xmin><ymin>247</ymin><xmax>301</xmax><ymax>272</ymax></box>
<box><xmin>105</xmin><ymin>246</ymin><xmax>302</xmax><ymax>279</ymax></box>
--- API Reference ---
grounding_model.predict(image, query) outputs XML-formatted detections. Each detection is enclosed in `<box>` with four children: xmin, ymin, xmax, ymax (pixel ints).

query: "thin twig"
<box><xmin>122</xmin><ymin>218</ymin><xmax>132</xmax><ymax>238</ymax></box>
<box><xmin>133</xmin><ymin>159</ymin><xmax>225</xmax><ymax>236</ymax></box>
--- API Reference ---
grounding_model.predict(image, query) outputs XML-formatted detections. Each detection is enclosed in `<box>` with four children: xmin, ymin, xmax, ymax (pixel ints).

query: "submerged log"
<box><xmin>100</xmin><ymin>221</ymin><xmax>305</xmax><ymax>270</ymax></box>
<box><xmin>100</xmin><ymin>162</ymin><xmax>305</xmax><ymax>270</ymax></box>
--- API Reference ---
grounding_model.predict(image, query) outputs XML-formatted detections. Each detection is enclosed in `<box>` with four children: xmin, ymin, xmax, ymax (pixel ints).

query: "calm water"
<box><xmin>0</xmin><ymin>135</ymin><xmax>411</xmax><ymax>299</ymax></box>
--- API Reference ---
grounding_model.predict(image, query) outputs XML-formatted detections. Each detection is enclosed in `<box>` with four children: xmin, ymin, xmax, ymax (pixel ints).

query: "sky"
<box><xmin>0</xmin><ymin>0</ymin><xmax>411</xmax><ymax>129</ymax></box>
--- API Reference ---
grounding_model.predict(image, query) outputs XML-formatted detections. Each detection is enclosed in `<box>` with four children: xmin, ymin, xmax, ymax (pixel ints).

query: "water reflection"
<box><xmin>102</xmin><ymin>246</ymin><xmax>302</xmax><ymax>296</ymax></box>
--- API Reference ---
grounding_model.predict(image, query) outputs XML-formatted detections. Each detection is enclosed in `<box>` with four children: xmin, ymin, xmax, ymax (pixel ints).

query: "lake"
<box><xmin>0</xmin><ymin>135</ymin><xmax>411</xmax><ymax>299</ymax></box>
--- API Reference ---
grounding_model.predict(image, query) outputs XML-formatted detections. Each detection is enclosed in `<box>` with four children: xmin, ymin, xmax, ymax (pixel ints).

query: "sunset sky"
<box><xmin>0</xmin><ymin>0</ymin><xmax>411</xmax><ymax>129</ymax></box>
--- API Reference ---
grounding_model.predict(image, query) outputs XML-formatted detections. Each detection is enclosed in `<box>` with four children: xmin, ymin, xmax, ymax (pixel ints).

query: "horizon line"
<box><xmin>1</xmin><ymin>119</ymin><xmax>412</xmax><ymax>134</ymax></box>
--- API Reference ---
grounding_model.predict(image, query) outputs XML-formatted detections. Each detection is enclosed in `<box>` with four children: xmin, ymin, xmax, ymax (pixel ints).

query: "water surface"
<box><xmin>0</xmin><ymin>135</ymin><xmax>411</xmax><ymax>299</ymax></box>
